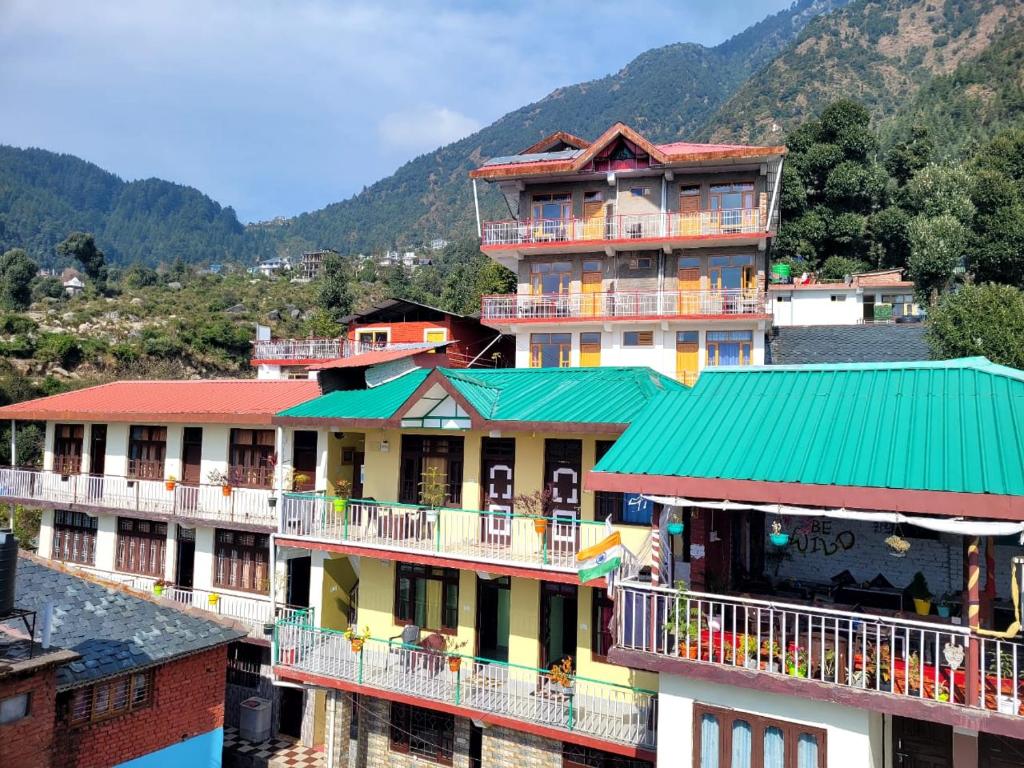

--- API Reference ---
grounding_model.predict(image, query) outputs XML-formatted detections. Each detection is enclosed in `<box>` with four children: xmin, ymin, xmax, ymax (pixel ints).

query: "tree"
<box><xmin>317</xmin><ymin>253</ymin><xmax>353</xmax><ymax>322</ymax></box>
<box><xmin>57</xmin><ymin>232</ymin><xmax>108</xmax><ymax>294</ymax></box>
<box><xmin>884</xmin><ymin>125</ymin><xmax>934</xmax><ymax>186</ymax></box>
<box><xmin>967</xmin><ymin>129</ymin><xmax>1024</xmax><ymax>288</ymax></box>
<box><xmin>817</xmin><ymin>256</ymin><xmax>870</xmax><ymax>281</ymax></box>
<box><xmin>907</xmin><ymin>214</ymin><xmax>969</xmax><ymax>304</ymax></box>
<box><xmin>926</xmin><ymin>284</ymin><xmax>1024</xmax><ymax>369</ymax></box>
<box><xmin>0</xmin><ymin>248</ymin><xmax>39</xmax><ymax>310</ymax></box>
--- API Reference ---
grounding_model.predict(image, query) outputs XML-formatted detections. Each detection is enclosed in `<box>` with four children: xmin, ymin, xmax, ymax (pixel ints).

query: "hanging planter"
<box><xmin>448</xmin><ymin>656</ymin><xmax>462</xmax><ymax>673</ymax></box>
<box><xmin>208</xmin><ymin>593</ymin><xmax>220</xmax><ymax>607</ymax></box>
<box><xmin>768</xmin><ymin>519</ymin><xmax>789</xmax><ymax>547</ymax></box>
<box><xmin>221</xmin><ymin>484</ymin><xmax>232</xmax><ymax>497</ymax></box>
<box><xmin>667</xmin><ymin>522</ymin><xmax>684</xmax><ymax>536</ymax></box>
<box><xmin>533</xmin><ymin>518</ymin><xmax>548</xmax><ymax>534</ymax></box>
<box><xmin>885</xmin><ymin>534</ymin><xmax>910</xmax><ymax>558</ymax></box>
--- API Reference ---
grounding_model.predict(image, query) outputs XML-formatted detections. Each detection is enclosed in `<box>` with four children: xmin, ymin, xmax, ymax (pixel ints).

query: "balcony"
<box><xmin>615</xmin><ymin>583</ymin><xmax>1024</xmax><ymax>721</ymax></box>
<box><xmin>481</xmin><ymin>209</ymin><xmax>767</xmax><ymax>255</ymax></box>
<box><xmin>275</xmin><ymin>622</ymin><xmax>657</xmax><ymax>751</ymax></box>
<box><xmin>251</xmin><ymin>337</ymin><xmax>344</xmax><ymax>362</ymax></box>
<box><xmin>0</xmin><ymin>467</ymin><xmax>277</xmax><ymax>527</ymax></box>
<box><xmin>481</xmin><ymin>289</ymin><xmax>766</xmax><ymax>325</ymax></box>
<box><xmin>279</xmin><ymin>496</ymin><xmax>610</xmax><ymax>580</ymax></box>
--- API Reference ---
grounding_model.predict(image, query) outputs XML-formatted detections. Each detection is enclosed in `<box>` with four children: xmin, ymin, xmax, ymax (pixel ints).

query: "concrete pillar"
<box><xmin>952</xmin><ymin>728</ymin><xmax>979</xmax><ymax>768</ymax></box>
<box><xmin>95</xmin><ymin>515</ymin><xmax>118</xmax><ymax>571</ymax></box>
<box><xmin>164</xmin><ymin>523</ymin><xmax>178</xmax><ymax>582</ymax></box>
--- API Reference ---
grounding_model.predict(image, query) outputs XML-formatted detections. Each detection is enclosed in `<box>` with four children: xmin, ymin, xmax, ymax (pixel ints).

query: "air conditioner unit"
<box><xmin>239</xmin><ymin>696</ymin><xmax>273</xmax><ymax>743</ymax></box>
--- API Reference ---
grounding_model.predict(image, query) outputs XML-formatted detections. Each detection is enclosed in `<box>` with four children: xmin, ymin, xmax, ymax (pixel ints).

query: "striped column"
<box><xmin>966</xmin><ymin>536</ymin><xmax>981</xmax><ymax>706</ymax></box>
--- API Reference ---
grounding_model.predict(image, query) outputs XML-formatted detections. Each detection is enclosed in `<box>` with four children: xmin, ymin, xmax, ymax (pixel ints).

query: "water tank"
<box><xmin>0</xmin><ymin>529</ymin><xmax>18</xmax><ymax>615</ymax></box>
<box><xmin>239</xmin><ymin>696</ymin><xmax>273</xmax><ymax>743</ymax></box>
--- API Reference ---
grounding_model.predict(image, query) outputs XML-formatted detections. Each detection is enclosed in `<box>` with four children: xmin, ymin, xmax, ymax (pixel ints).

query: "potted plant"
<box><xmin>514</xmin><ymin>487</ymin><xmax>554</xmax><ymax>535</ymax></box>
<box><xmin>885</xmin><ymin>534</ymin><xmax>911</xmax><ymax>558</ymax></box>
<box><xmin>666</xmin><ymin>512</ymin><xmax>684</xmax><ymax>537</ymax></box>
<box><xmin>292</xmin><ymin>471</ymin><xmax>310</xmax><ymax>492</ymax></box>
<box><xmin>993</xmin><ymin>650</ymin><xmax>1021</xmax><ymax>714</ymax></box>
<box><xmin>152</xmin><ymin>579</ymin><xmax>168</xmax><ymax>597</ymax></box>
<box><xmin>907</xmin><ymin>571</ymin><xmax>933</xmax><ymax>616</ymax></box>
<box><xmin>208</xmin><ymin>468</ymin><xmax>231</xmax><ymax>497</ymax></box>
<box><xmin>344</xmin><ymin>625</ymin><xmax>371</xmax><ymax>654</ymax></box>
<box><xmin>785</xmin><ymin>647</ymin><xmax>809</xmax><ymax>678</ymax></box>
<box><xmin>332</xmin><ymin>478</ymin><xmax>353</xmax><ymax>514</ymax></box>
<box><xmin>165</xmin><ymin>474</ymin><xmax>177</xmax><ymax>491</ymax></box>
<box><xmin>768</xmin><ymin>519</ymin><xmax>790</xmax><ymax>547</ymax></box>
<box><xmin>743</xmin><ymin>635</ymin><xmax>761</xmax><ymax>670</ymax></box>
<box><xmin>762</xmin><ymin>639</ymin><xmax>782</xmax><ymax>673</ymax></box>
<box><xmin>444</xmin><ymin>637</ymin><xmax>468</xmax><ymax>673</ymax></box>
<box><xmin>419</xmin><ymin>466</ymin><xmax>447</xmax><ymax>523</ymax></box>
<box><xmin>548</xmin><ymin>656</ymin><xmax>574</xmax><ymax>693</ymax></box>
<box><xmin>937</xmin><ymin>592</ymin><xmax>955</xmax><ymax>618</ymax></box>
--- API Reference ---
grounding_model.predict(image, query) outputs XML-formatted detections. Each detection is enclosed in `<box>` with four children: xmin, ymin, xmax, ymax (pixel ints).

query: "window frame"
<box><xmin>393</xmin><ymin>563</ymin><xmax>460</xmax><ymax>633</ymax></box>
<box><xmin>214</xmin><ymin>528</ymin><xmax>271</xmax><ymax>594</ymax></box>
<box><xmin>52</xmin><ymin>510</ymin><xmax>98</xmax><ymax>566</ymax></box>
<box><xmin>622</xmin><ymin>330</ymin><xmax>654</xmax><ymax>347</ymax></box>
<box><xmin>355</xmin><ymin>327</ymin><xmax>391</xmax><ymax>347</ymax></box>
<box><xmin>563</xmin><ymin>742</ymin><xmax>653</xmax><ymax>768</ymax></box>
<box><xmin>127</xmin><ymin>425</ymin><xmax>167</xmax><ymax>480</ymax></box>
<box><xmin>530</xmin><ymin>332</ymin><xmax>572</xmax><ymax>368</ymax></box>
<box><xmin>0</xmin><ymin>692</ymin><xmax>30</xmax><ymax>724</ymax></box>
<box><xmin>590</xmin><ymin>588</ymin><xmax>615</xmax><ymax>662</ymax></box>
<box><xmin>53</xmin><ymin>423</ymin><xmax>84</xmax><ymax>475</ymax></box>
<box><xmin>389</xmin><ymin>701</ymin><xmax>454</xmax><ymax>765</ymax></box>
<box><xmin>115</xmin><ymin>517</ymin><xmax>167</xmax><ymax>577</ymax></box>
<box><xmin>692</xmin><ymin>702</ymin><xmax>826</xmax><ymax>768</ymax></box>
<box><xmin>68</xmin><ymin>670</ymin><xmax>153</xmax><ymax>727</ymax></box>
<box><xmin>228</xmin><ymin>428</ymin><xmax>276</xmax><ymax>488</ymax></box>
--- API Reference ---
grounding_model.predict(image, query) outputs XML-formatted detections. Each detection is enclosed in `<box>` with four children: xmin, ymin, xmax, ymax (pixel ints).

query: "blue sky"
<box><xmin>0</xmin><ymin>1</ymin><xmax>792</xmax><ymax>222</ymax></box>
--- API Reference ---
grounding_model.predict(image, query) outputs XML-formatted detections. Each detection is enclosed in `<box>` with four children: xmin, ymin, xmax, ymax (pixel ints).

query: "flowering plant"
<box><xmin>548</xmin><ymin>657</ymin><xmax>574</xmax><ymax>688</ymax></box>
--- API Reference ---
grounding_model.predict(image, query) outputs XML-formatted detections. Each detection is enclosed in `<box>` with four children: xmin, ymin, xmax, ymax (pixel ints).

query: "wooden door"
<box><xmin>351</xmin><ymin>451</ymin><xmax>364</xmax><ymax>499</ymax></box>
<box><xmin>544</xmin><ymin>440</ymin><xmax>582</xmax><ymax>559</ymax></box>
<box><xmin>480</xmin><ymin>438</ymin><xmax>514</xmax><ymax>547</ymax></box>
<box><xmin>579</xmin><ymin>332</ymin><xmax>601</xmax><ymax>367</ymax></box>
<box><xmin>89</xmin><ymin>425</ymin><xmax>107</xmax><ymax>476</ymax></box>
<box><xmin>180</xmin><ymin>428</ymin><xmax>203</xmax><ymax>485</ymax></box>
<box><xmin>677</xmin><ymin>266</ymin><xmax>701</xmax><ymax>314</ymax></box>
<box><xmin>540</xmin><ymin>582</ymin><xmax>578</xmax><ymax>668</ymax></box>
<box><xmin>583</xmin><ymin>199</ymin><xmax>605</xmax><ymax>240</ymax></box>
<box><xmin>175</xmin><ymin>525</ymin><xmax>195</xmax><ymax>588</ymax></box>
<box><xmin>893</xmin><ymin>717</ymin><xmax>952</xmax><ymax>768</ymax></box>
<box><xmin>675</xmin><ymin>332</ymin><xmax>699</xmax><ymax>385</ymax></box>
<box><xmin>581</xmin><ymin>261</ymin><xmax>602</xmax><ymax>316</ymax></box>
<box><xmin>679</xmin><ymin>186</ymin><xmax>701</xmax><ymax>235</ymax></box>
<box><xmin>292</xmin><ymin>430</ymin><xmax>318</xmax><ymax>491</ymax></box>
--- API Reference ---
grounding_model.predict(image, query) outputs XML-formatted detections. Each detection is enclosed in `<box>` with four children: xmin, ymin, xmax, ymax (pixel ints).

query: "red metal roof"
<box><xmin>0</xmin><ymin>380</ymin><xmax>320</xmax><ymax>425</ymax></box>
<box><xmin>309</xmin><ymin>345</ymin><xmax>445</xmax><ymax>371</ymax></box>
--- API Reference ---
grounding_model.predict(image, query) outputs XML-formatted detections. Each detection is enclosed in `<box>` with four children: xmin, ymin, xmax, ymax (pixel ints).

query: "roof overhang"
<box><xmin>3</xmin><ymin>410</ymin><xmax>282</xmax><ymax>426</ymax></box>
<box><xmin>586</xmin><ymin>472</ymin><xmax>1024</xmax><ymax>521</ymax></box>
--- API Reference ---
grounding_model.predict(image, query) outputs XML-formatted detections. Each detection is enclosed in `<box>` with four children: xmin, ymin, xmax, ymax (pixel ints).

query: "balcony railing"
<box><xmin>251</xmin><ymin>338</ymin><xmax>436</xmax><ymax>362</ymax></box>
<box><xmin>0</xmin><ymin>467</ymin><xmax>277</xmax><ymax>526</ymax></box>
<box><xmin>281</xmin><ymin>495</ymin><xmax>608</xmax><ymax>573</ymax></box>
<box><xmin>275</xmin><ymin>622</ymin><xmax>657</xmax><ymax>749</ymax></box>
<box><xmin>482</xmin><ymin>209</ymin><xmax>764</xmax><ymax>248</ymax></box>
<box><xmin>481</xmin><ymin>289</ymin><xmax>765</xmax><ymax>322</ymax></box>
<box><xmin>616</xmin><ymin>584</ymin><xmax>1024</xmax><ymax>718</ymax></box>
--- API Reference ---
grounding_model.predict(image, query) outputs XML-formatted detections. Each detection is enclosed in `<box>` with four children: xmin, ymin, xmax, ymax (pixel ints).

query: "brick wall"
<box><xmin>56</xmin><ymin>645</ymin><xmax>229</xmax><ymax>768</ymax></box>
<box><xmin>1</xmin><ymin>666</ymin><xmax>59</xmax><ymax>768</ymax></box>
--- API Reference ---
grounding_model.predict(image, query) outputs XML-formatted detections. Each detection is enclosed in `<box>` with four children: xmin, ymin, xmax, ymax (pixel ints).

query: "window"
<box><xmin>424</xmin><ymin>328</ymin><xmax>447</xmax><ymax>343</ymax></box>
<box><xmin>531</xmin><ymin>193</ymin><xmax>572</xmax><ymax>222</ymax></box>
<box><xmin>227</xmin><ymin>643</ymin><xmax>269</xmax><ymax>688</ymax></box>
<box><xmin>694</xmin><ymin>704</ymin><xmax>825</xmax><ymax>768</ymax></box>
<box><xmin>530</xmin><ymin>261</ymin><xmax>572</xmax><ymax>294</ymax></box>
<box><xmin>629</xmin><ymin>186</ymin><xmax>651</xmax><ymax>197</ymax></box>
<box><xmin>678</xmin><ymin>256</ymin><xmax>701</xmax><ymax>269</ymax></box>
<box><xmin>591</xmin><ymin>589</ymin><xmax>615</xmax><ymax>660</ymax></box>
<box><xmin>68</xmin><ymin>671</ymin><xmax>153</xmax><ymax>726</ymax></box>
<box><xmin>394</xmin><ymin>563</ymin><xmax>459</xmax><ymax>632</ymax></box>
<box><xmin>530</xmin><ymin>333</ymin><xmax>571</xmax><ymax>368</ymax></box>
<box><xmin>709</xmin><ymin>254</ymin><xmax>756</xmax><ymax>291</ymax></box>
<box><xmin>830</xmin><ymin>294</ymin><xmax>847</xmax><ymax>302</ymax></box>
<box><xmin>623</xmin><ymin>331</ymin><xmax>654</xmax><ymax>347</ymax></box>
<box><xmin>115</xmin><ymin>518</ymin><xmax>167</xmax><ymax>577</ymax></box>
<box><xmin>563</xmin><ymin>743</ymin><xmax>653</xmax><ymax>768</ymax></box>
<box><xmin>52</xmin><ymin>510</ymin><xmax>97</xmax><ymax>565</ymax></box>
<box><xmin>707</xmin><ymin>331</ymin><xmax>753</xmax><ymax>367</ymax></box>
<box><xmin>709</xmin><ymin>181</ymin><xmax>755</xmax><ymax>211</ymax></box>
<box><xmin>774</xmin><ymin>295</ymin><xmax>791</xmax><ymax>303</ymax></box>
<box><xmin>628</xmin><ymin>256</ymin><xmax>653</xmax><ymax>269</ymax></box>
<box><xmin>127</xmin><ymin>425</ymin><xmax>167</xmax><ymax>480</ymax></box>
<box><xmin>355</xmin><ymin>329</ymin><xmax>389</xmax><ymax>347</ymax></box>
<box><xmin>228</xmin><ymin>428</ymin><xmax>276</xmax><ymax>487</ymax></box>
<box><xmin>390</xmin><ymin>702</ymin><xmax>454</xmax><ymax>765</ymax></box>
<box><xmin>580</xmin><ymin>332</ymin><xmax>601</xmax><ymax>368</ymax></box>
<box><xmin>215</xmin><ymin>529</ymin><xmax>270</xmax><ymax>593</ymax></box>
<box><xmin>0</xmin><ymin>692</ymin><xmax>29</xmax><ymax>724</ymax></box>
<box><xmin>399</xmin><ymin>435</ymin><xmax>464</xmax><ymax>507</ymax></box>
<box><xmin>53</xmin><ymin>424</ymin><xmax>84</xmax><ymax>475</ymax></box>
<box><xmin>583</xmin><ymin>191</ymin><xmax>604</xmax><ymax>203</ymax></box>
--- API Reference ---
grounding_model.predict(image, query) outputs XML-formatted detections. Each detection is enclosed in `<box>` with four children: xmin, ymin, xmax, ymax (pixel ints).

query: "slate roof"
<box><xmin>768</xmin><ymin>324</ymin><xmax>930</xmax><ymax>365</ymax></box>
<box><xmin>7</xmin><ymin>556</ymin><xmax>245</xmax><ymax>690</ymax></box>
<box><xmin>591</xmin><ymin>357</ymin><xmax>1024</xmax><ymax>499</ymax></box>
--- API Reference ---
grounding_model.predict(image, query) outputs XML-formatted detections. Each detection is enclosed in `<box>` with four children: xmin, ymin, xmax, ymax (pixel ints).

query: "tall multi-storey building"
<box><xmin>470</xmin><ymin>123</ymin><xmax>785</xmax><ymax>384</ymax></box>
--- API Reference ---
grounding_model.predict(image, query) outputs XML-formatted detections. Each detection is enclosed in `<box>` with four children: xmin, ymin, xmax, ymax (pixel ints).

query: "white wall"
<box><xmin>769</xmin><ymin>289</ymin><xmax>863</xmax><ymax>326</ymax></box>
<box><xmin>94</xmin><ymin>515</ymin><xmax>118</xmax><ymax>571</ymax></box>
<box><xmin>658</xmin><ymin>673</ymin><xmax>884</xmax><ymax>768</ymax></box>
<box><xmin>38</xmin><ymin>508</ymin><xmax>54</xmax><ymax>557</ymax></box>
<box><xmin>105</xmin><ymin>423</ymin><xmax>130</xmax><ymax>476</ymax></box>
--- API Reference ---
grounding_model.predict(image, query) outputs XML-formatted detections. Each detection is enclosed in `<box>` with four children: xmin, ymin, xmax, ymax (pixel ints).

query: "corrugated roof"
<box><xmin>7</xmin><ymin>556</ymin><xmax>244</xmax><ymax>690</ymax></box>
<box><xmin>276</xmin><ymin>366</ymin><xmax>684</xmax><ymax>427</ymax></box>
<box><xmin>0</xmin><ymin>380</ymin><xmax>320</xmax><ymax>425</ymax></box>
<box><xmin>768</xmin><ymin>325</ymin><xmax>930</xmax><ymax>365</ymax></box>
<box><xmin>592</xmin><ymin>358</ymin><xmax>1024</xmax><ymax>498</ymax></box>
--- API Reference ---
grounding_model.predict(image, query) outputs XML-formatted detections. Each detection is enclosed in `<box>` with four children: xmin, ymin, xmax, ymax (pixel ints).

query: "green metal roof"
<box><xmin>593</xmin><ymin>357</ymin><xmax>1024</xmax><ymax>498</ymax></box>
<box><xmin>277</xmin><ymin>368</ymin><xmax>430</xmax><ymax>420</ymax></box>
<box><xmin>276</xmin><ymin>366</ymin><xmax>684</xmax><ymax>426</ymax></box>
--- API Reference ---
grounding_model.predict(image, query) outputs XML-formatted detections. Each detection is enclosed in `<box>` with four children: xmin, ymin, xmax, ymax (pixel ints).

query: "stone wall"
<box><xmin>480</xmin><ymin>724</ymin><xmax>562</xmax><ymax>768</ymax></box>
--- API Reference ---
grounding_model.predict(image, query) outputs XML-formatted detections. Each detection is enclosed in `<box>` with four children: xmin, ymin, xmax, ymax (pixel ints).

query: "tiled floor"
<box><xmin>223</xmin><ymin>725</ymin><xmax>325</xmax><ymax>768</ymax></box>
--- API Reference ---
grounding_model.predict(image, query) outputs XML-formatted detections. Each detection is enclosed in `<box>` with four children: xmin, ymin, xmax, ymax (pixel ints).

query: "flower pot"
<box><xmin>913</xmin><ymin>598</ymin><xmax>932</xmax><ymax>616</ymax></box>
<box><xmin>268</xmin><ymin>497</ymin><xmax>278</xmax><ymax>508</ymax></box>
<box><xmin>769</xmin><ymin>532</ymin><xmax>790</xmax><ymax>547</ymax></box>
<box><xmin>534</xmin><ymin>518</ymin><xmax>548</xmax><ymax>534</ymax></box>
<box><xmin>448</xmin><ymin>656</ymin><xmax>462</xmax><ymax>673</ymax></box>
<box><xmin>937</xmin><ymin>604</ymin><xmax>951</xmax><ymax>618</ymax></box>
<box><xmin>744</xmin><ymin>657</ymin><xmax>760</xmax><ymax>671</ymax></box>
<box><xmin>207</xmin><ymin>593</ymin><xmax>219</xmax><ymax>606</ymax></box>
<box><xmin>425</xmin><ymin>508</ymin><xmax>438</xmax><ymax>524</ymax></box>
<box><xmin>333</xmin><ymin>498</ymin><xmax>348</xmax><ymax>514</ymax></box>
<box><xmin>165</xmin><ymin>481</ymin><xmax>175</xmax><ymax>491</ymax></box>
<box><xmin>667</xmin><ymin>522</ymin><xmax>684</xmax><ymax>536</ymax></box>
<box><xmin>221</xmin><ymin>485</ymin><xmax>232</xmax><ymax>497</ymax></box>
<box><xmin>153</xmin><ymin>585</ymin><xmax>164</xmax><ymax>596</ymax></box>
<box><xmin>350</xmin><ymin>639</ymin><xmax>364</xmax><ymax>654</ymax></box>
<box><xmin>997</xmin><ymin>694</ymin><xmax>1017</xmax><ymax>715</ymax></box>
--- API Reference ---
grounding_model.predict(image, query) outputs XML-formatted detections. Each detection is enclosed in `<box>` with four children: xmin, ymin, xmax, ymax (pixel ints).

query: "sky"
<box><xmin>0</xmin><ymin>0</ymin><xmax>793</xmax><ymax>222</ymax></box>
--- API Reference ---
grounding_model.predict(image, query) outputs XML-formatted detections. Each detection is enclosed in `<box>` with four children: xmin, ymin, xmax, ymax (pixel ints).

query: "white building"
<box><xmin>769</xmin><ymin>269</ymin><xmax>921</xmax><ymax>326</ymax></box>
<box><xmin>63</xmin><ymin>276</ymin><xmax>85</xmax><ymax>296</ymax></box>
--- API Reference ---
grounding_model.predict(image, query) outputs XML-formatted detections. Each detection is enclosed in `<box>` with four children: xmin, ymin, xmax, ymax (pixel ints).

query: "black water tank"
<box><xmin>0</xmin><ymin>528</ymin><xmax>17</xmax><ymax>615</ymax></box>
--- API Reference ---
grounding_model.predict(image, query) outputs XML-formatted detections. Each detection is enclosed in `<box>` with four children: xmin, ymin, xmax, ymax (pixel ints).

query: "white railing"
<box><xmin>481</xmin><ymin>289</ymin><xmax>765</xmax><ymax>321</ymax></box>
<box><xmin>251</xmin><ymin>338</ymin><xmax>344</xmax><ymax>361</ymax></box>
<box><xmin>0</xmin><ymin>468</ymin><xmax>277</xmax><ymax>526</ymax></box>
<box><xmin>482</xmin><ymin>209</ymin><xmax>764</xmax><ymax>247</ymax></box>
<box><xmin>68</xmin><ymin>564</ymin><xmax>160</xmax><ymax>592</ymax></box>
<box><xmin>281</xmin><ymin>496</ymin><xmax>608</xmax><ymax>572</ymax></box>
<box><xmin>275</xmin><ymin>624</ymin><xmax>657</xmax><ymax>749</ymax></box>
<box><xmin>616</xmin><ymin>584</ymin><xmax>1024</xmax><ymax>718</ymax></box>
<box><xmin>163</xmin><ymin>586</ymin><xmax>307</xmax><ymax>640</ymax></box>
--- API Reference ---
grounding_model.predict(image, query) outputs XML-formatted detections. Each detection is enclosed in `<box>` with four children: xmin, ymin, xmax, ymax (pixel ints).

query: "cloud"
<box><xmin>377</xmin><ymin>107</ymin><xmax>482</xmax><ymax>153</ymax></box>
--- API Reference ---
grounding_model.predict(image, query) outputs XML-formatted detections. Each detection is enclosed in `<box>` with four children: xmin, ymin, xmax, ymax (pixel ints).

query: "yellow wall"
<box><xmin>321</xmin><ymin>555</ymin><xmax>357</xmax><ymax>632</ymax></box>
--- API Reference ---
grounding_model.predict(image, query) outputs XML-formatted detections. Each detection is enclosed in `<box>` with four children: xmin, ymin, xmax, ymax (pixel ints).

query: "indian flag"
<box><xmin>577</xmin><ymin>531</ymin><xmax>622</xmax><ymax>584</ymax></box>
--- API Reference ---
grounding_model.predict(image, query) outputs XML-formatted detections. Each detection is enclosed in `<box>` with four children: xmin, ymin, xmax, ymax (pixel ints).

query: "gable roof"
<box><xmin>0</xmin><ymin>379</ymin><xmax>320</xmax><ymax>425</ymax></box>
<box><xmin>768</xmin><ymin>325</ymin><xmax>930</xmax><ymax>365</ymax></box>
<box><xmin>589</xmin><ymin>358</ymin><xmax>1024</xmax><ymax>518</ymax></box>
<box><xmin>276</xmin><ymin>366</ymin><xmax>684</xmax><ymax>432</ymax></box>
<box><xmin>7</xmin><ymin>556</ymin><xmax>244</xmax><ymax>690</ymax></box>
<box><xmin>471</xmin><ymin>121</ymin><xmax>785</xmax><ymax>180</ymax></box>
<box><xmin>520</xmin><ymin>131</ymin><xmax>591</xmax><ymax>154</ymax></box>
<box><xmin>340</xmin><ymin>298</ymin><xmax>468</xmax><ymax>326</ymax></box>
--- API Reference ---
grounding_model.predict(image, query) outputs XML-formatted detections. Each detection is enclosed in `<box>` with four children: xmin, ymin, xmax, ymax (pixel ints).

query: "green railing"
<box><xmin>274</xmin><ymin>621</ymin><xmax>657</xmax><ymax>749</ymax></box>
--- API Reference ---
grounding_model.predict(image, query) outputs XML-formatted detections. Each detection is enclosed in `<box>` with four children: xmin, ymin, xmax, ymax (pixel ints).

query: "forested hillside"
<box><xmin>0</xmin><ymin>146</ymin><xmax>271</xmax><ymax>266</ymax></box>
<box><xmin>255</xmin><ymin>0</ymin><xmax>846</xmax><ymax>255</ymax></box>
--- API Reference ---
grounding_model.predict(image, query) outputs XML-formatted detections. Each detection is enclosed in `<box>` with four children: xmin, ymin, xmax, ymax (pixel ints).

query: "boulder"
<box><xmin>167</xmin><ymin>281</ymin><xmax>183</xmax><ymax>291</ymax></box>
<box><xmin>225</xmin><ymin>303</ymin><xmax>246</xmax><ymax>314</ymax></box>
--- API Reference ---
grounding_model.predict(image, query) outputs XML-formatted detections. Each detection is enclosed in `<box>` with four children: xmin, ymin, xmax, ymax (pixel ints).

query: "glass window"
<box><xmin>530</xmin><ymin>261</ymin><xmax>572</xmax><ymax>294</ymax></box>
<box><xmin>394</xmin><ymin>564</ymin><xmax>459</xmax><ymax>632</ymax></box>
<box><xmin>530</xmin><ymin>333</ymin><xmax>571</xmax><ymax>368</ymax></box>
<box><xmin>677</xmin><ymin>331</ymin><xmax>698</xmax><ymax>344</ymax></box>
<box><xmin>629</xmin><ymin>186</ymin><xmax>650</xmax><ymax>197</ymax></box>
<box><xmin>710</xmin><ymin>181</ymin><xmax>755</xmax><ymax>211</ymax></box>
<box><xmin>707</xmin><ymin>330</ymin><xmax>753</xmax><ymax>367</ymax></box>
<box><xmin>583</xmin><ymin>191</ymin><xmax>604</xmax><ymax>202</ymax></box>
<box><xmin>115</xmin><ymin>517</ymin><xmax>167</xmax><ymax>577</ymax></box>
<box><xmin>228</xmin><ymin>428</ymin><xmax>276</xmax><ymax>487</ymax></box>
<box><xmin>623</xmin><ymin>331</ymin><xmax>653</xmax><ymax>347</ymax></box>
<box><xmin>582</xmin><ymin>260</ymin><xmax>602</xmax><ymax>273</ymax></box>
<box><xmin>731</xmin><ymin>720</ymin><xmax>752</xmax><ymax>768</ymax></box>
<box><xmin>830</xmin><ymin>294</ymin><xmax>847</xmax><ymax>302</ymax></box>
<box><xmin>52</xmin><ymin>510</ymin><xmax>98</xmax><ymax>565</ymax></box>
<box><xmin>0</xmin><ymin>693</ymin><xmax>29</xmax><ymax>724</ymax></box>
<box><xmin>678</xmin><ymin>256</ymin><xmax>701</xmax><ymax>269</ymax></box>
<box><xmin>532</xmin><ymin>193</ymin><xmax>572</xmax><ymax>222</ymax></box>
<box><xmin>764</xmin><ymin>727</ymin><xmax>785</xmax><ymax>768</ymax></box>
<box><xmin>797</xmin><ymin>734</ymin><xmax>820</xmax><ymax>768</ymax></box>
<box><xmin>562</xmin><ymin>743</ymin><xmax>653</xmax><ymax>768</ymax></box>
<box><xmin>700</xmin><ymin>713</ymin><xmax>720</xmax><ymax>768</ymax></box>
<box><xmin>694</xmin><ymin>705</ymin><xmax>824</xmax><ymax>768</ymax></box>
<box><xmin>214</xmin><ymin>529</ymin><xmax>270</xmax><ymax>593</ymax></box>
<box><xmin>127</xmin><ymin>425</ymin><xmax>167</xmax><ymax>480</ymax></box>
<box><xmin>591</xmin><ymin>589</ymin><xmax>615</xmax><ymax>659</ymax></box>
<box><xmin>390</xmin><ymin>702</ymin><xmax>454</xmax><ymax>765</ymax></box>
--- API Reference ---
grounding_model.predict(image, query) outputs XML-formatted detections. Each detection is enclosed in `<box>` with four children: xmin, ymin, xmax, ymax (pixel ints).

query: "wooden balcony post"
<box><xmin>965</xmin><ymin>536</ymin><xmax>981</xmax><ymax>706</ymax></box>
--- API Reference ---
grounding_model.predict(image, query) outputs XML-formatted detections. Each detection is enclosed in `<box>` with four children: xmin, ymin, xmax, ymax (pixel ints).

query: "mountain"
<box><xmin>702</xmin><ymin>0</ymin><xmax>1024</xmax><ymax>146</ymax></box>
<box><xmin>0</xmin><ymin>146</ymin><xmax>270</xmax><ymax>266</ymax></box>
<box><xmin>257</xmin><ymin>0</ymin><xmax>847</xmax><ymax>255</ymax></box>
